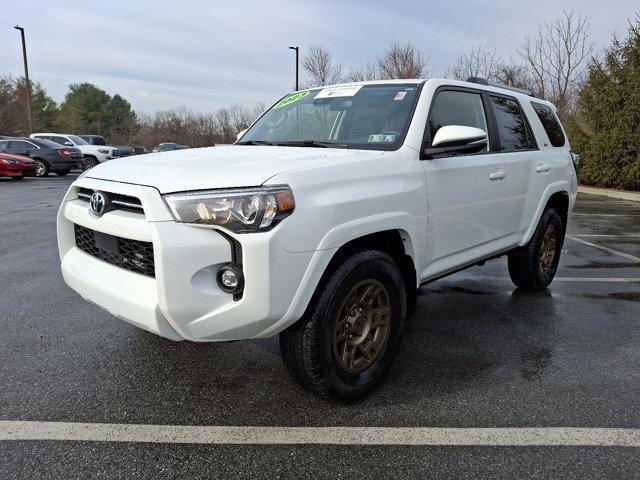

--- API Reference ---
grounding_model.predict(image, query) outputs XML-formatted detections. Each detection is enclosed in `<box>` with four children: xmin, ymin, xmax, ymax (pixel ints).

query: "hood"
<box><xmin>85</xmin><ymin>145</ymin><xmax>383</xmax><ymax>193</ymax></box>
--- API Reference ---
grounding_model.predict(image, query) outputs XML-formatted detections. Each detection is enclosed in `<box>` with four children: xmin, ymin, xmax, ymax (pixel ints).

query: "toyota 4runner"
<box><xmin>57</xmin><ymin>78</ymin><xmax>578</xmax><ymax>400</ymax></box>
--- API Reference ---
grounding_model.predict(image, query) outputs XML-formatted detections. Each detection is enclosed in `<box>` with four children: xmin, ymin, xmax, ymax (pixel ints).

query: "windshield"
<box><xmin>239</xmin><ymin>84</ymin><xmax>422</xmax><ymax>150</ymax></box>
<box><xmin>68</xmin><ymin>135</ymin><xmax>89</xmax><ymax>145</ymax></box>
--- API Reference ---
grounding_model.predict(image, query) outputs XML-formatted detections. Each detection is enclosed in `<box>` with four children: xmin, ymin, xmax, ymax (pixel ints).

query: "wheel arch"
<box><xmin>260</xmin><ymin>228</ymin><xmax>418</xmax><ymax>338</ymax></box>
<box><xmin>520</xmin><ymin>181</ymin><xmax>571</xmax><ymax>246</ymax></box>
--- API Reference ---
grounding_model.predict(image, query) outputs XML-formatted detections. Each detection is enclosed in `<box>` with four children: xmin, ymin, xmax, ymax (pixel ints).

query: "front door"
<box><xmin>421</xmin><ymin>88</ymin><xmax>519</xmax><ymax>279</ymax></box>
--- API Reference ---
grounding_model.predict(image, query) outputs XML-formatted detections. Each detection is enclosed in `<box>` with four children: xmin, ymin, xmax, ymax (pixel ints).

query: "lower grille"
<box><xmin>74</xmin><ymin>224</ymin><xmax>155</xmax><ymax>277</ymax></box>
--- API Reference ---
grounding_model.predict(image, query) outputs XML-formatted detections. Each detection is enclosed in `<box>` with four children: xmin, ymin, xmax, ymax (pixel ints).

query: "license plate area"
<box><xmin>94</xmin><ymin>230</ymin><xmax>118</xmax><ymax>253</ymax></box>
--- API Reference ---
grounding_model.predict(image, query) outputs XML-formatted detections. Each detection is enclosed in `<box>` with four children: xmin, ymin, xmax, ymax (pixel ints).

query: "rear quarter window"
<box><xmin>531</xmin><ymin>102</ymin><xmax>566</xmax><ymax>147</ymax></box>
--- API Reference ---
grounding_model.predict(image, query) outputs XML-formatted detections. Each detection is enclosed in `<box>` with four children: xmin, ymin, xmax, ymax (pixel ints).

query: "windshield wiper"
<box><xmin>276</xmin><ymin>140</ymin><xmax>349</xmax><ymax>148</ymax></box>
<box><xmin>236</xmin><ymin>140</ymin><xmax>275</xmax><ymax>146</ymax></box>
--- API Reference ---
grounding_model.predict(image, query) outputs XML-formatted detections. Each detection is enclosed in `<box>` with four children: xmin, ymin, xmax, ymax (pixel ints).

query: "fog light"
<box><xmin>217</xmin><ymin>263</ymin><xmax>244</xmax><ymax>294</ymax></box>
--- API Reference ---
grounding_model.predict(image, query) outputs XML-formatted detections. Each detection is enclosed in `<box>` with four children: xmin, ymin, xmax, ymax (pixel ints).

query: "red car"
<box><xmin>0</xmin><ymin>151</ymin><xmax>37</xmax><ymax>180</ymax></box>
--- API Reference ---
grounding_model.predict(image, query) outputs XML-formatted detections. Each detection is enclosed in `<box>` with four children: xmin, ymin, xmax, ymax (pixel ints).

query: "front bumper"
<box><xmin>57</xmin><ymin>177</ymin><xmax>315</xmax><ymax>342</ymax></box>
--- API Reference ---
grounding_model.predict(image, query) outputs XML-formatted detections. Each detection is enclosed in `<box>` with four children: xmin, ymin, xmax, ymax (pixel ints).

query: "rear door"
<box><xmin>421</xmin><ymin>87</ymin><xmax>517</xmax><ymax>278</ymax></box>
<box><xmin>486</xmin><ymin>94</ymin><xmax>539</xmax><ymax>238</ymax></box>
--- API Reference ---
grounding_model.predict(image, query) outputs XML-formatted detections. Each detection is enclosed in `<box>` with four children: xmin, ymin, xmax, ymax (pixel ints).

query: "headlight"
<box><xmin>163</xmin><ymin>186</ymin><xmax>295</xmax><ymax>233</ymax></box>
<box><xmin>97</xmin><ymin>149</ymin><xmax>110</xmax><ymax>154</ymax></box>
<box><xmin>2</xmin><ymin>159</ymin><xmax>19</xmax><ymax>165</ymax></box>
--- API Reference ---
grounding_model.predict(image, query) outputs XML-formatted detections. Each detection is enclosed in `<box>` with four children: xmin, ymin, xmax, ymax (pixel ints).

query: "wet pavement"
<box><xmin>1</xmin><ymin>176</ymin><xmax>639</xmax><ymax>479</ymax></box>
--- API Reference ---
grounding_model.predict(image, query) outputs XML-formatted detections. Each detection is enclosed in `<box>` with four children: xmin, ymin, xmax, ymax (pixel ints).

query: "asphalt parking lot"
<box><xmin>1</xmin><ymin>175</ymin><xmax>639</xmax><ymax>479</ymax></box>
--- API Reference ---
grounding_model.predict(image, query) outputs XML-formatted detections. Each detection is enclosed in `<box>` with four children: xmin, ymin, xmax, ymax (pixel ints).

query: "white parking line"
<box><xmin>449</xmin><ymin>276</ymin><xmax>640</xmax><ymax>283</ymax></box>
<box><xmin>572</xmin><ymin>213</ymin><xmax>640</xmax><ymax>217</ymax></box>
<box><xmin>572</xmin><ymin>234</ymin><xmax>640</xmax><ymax>238</ymax></box>
<box><xmin>0</xmin><ymin>421</ymin><xmax>639</xmax><ymax>447</ymax></box>
<box><xmin>567</xmin><ymin>235</ymin><xmax>640</xmax><ymax>262</ymax></box>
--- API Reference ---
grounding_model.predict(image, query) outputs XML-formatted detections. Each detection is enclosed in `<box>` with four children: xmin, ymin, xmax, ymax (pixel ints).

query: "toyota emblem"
<box><xmin>90</xmin><ymin>192</ymin><xmax>106</xmax><ymax>216</ymax></box>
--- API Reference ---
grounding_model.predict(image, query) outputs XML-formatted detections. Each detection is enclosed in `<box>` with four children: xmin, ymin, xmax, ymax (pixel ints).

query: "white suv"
<box><xmin>31</xmin><ymin>133</ymin><xmax>119</xmax><ymax>168</ymax></box>
<box><xmin>57</xmin><ymin>78</ymin><xmax>577</xmax><ymax>400</ymax></box>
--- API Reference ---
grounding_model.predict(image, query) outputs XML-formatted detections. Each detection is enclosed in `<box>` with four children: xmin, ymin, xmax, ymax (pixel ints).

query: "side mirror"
<box><xmin>236</xmin><ymin>129</ymin><xmax>248</xmax><ymax>141</ymax></box>
<box><xmin>424</xmin><ymin>125</ymin><xmax>487</xmax><ymax>158</ymax></box>
<box><xmin>64</xmin><ymin>141</ymin><xmax>73</xmax><ymax>147</ymax></box>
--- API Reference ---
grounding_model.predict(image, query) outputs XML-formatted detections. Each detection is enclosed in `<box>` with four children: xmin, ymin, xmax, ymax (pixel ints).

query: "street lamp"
<box><xmin>289</xmin><ymin>46</ymin><xmax>299</xmax><ymax>91</ymax></box>
<box><xmin>14</xmin><ymin>25</ymin><xmax>33</xmax><ymax>134</ymax></box>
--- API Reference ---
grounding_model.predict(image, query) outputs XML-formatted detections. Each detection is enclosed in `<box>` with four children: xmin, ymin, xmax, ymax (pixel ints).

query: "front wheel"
<box><xmin>279</xmin><ymin>250</ymin><xmax>406</xmax><ymax>401</ymax></box>
<box><xmin>508</xmin><ymin>208</ymin><xmax>564</xmax><ymax>291</ymax></box>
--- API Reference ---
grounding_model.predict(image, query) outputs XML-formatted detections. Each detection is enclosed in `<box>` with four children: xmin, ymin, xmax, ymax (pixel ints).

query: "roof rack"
<box><xmin>466</xmin><ymin>77</ymin><xmax>536</xmax><ymax>98</ymax></box>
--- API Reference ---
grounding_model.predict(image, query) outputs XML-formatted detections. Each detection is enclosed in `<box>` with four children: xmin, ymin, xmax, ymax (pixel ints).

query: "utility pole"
<box><xmin>14</xmin><ymin>25</ymin><xmax>33</xmax><ymax>134</ymax></box>
<box><xmin>289</xmin><ymin>46</ymin><xmax>299</xmax><ymax>91</ymax></box>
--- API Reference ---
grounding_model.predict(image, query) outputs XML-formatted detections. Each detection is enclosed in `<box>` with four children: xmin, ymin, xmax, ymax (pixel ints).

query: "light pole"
<box><xmin>289</xmin><ymin>46</ymin><xmax>299</xmax><ymax>91</ymax></box>
<box><xmin>14</xmin><ymin>25</ymin><xmax>33</xmax><ymax>134</ymax></box>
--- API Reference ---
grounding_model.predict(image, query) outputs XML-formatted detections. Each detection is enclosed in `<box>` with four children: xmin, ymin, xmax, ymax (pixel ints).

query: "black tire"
<box><xmin>279</xmin><ymin>249</ymin><xmax>406</xmax><ymax>401</ymax></box>
<box><xmin>84</xmin><ymin>157</ymin><xmax>99</xmax><ymax>169</ymax></box>
<box><xmin>55</xmin><ymin>169</ymin><xmax>72</xmax><ymax>176</ymax></box>
<box><xmin>34</xmin><ymin>159</ymin><xmax>49</xmax><ymax>177</ymax></box>
<box><xmin>10</xmin><ymin>176</ymin><xmax>24</xmax><ymax>181</ymax></box>
<box><xmin>508</xmin><ymin>208</ymin><xmax>564</xmax><ymax>291</ymax></box>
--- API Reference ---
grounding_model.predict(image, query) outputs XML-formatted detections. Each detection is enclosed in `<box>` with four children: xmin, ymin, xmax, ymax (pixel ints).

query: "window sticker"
<box><xmin>273</xmin><ymin>91</ymin><xmax>310</xmax><ymax>109</ymax></box>
<box><xmin>368</xmin><ymin>134</ymin><xmax>396</xmax><ymax>143</ymax></box>
<box><xmin>394</xmin><ymin>91</ymin><xmax>407</xmax><ymax>101</ymax></box>
<box><xmin>314</xmin><ymin>85</ymin><xmax>363</xmax><ymax>99</ymax></box>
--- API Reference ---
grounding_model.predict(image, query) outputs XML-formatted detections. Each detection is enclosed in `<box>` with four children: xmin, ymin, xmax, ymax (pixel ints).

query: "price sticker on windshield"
<box><xmin>273</xmin><ymin>91</ymin><xmax>310</xmax><ymax>109</ymax></box>
<box><xmin>315</xmin><ymin>85</ymin><xmax>363</xmax><ymax>99</ymax></box>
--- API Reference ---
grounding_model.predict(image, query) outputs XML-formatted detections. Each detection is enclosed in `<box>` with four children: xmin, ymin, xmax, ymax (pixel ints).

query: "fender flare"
<box><xmin>261</xmin><ymin>212</ymin><xmax>423</xmax><ymax>337</ymax></box>
<box><xmin>520</xmin><ymin>181</ymin><xmax>571</xmax><ymax>246</ymax></box>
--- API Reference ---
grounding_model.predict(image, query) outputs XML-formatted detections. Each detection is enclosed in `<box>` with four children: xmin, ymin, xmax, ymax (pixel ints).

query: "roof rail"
<box><xmin>465</xmin><ymin>77</ymin><xmax>536</xmax><ymax>98</ymax></box>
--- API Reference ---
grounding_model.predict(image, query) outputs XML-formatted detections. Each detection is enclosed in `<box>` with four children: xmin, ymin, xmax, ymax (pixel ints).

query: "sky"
<box><xmin>0</xmin><ymin>0</ymin><xmax>637</xmax><ymax>114</ymax></box>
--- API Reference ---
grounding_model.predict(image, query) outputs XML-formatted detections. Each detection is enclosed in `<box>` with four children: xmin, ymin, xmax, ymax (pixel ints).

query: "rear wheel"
<box><xmin>508</xmin><ymin>208</ymin><xmax>564</xmax><ymax>291</ymax></box>
<box><xmin>34</xmin><ymin>160</ymin><xmax>49</xmax><ymax>177</ymax></box>
<box><xmin>279</xmin><ymin>249</ymin><xmax>406</xmax><ymax>401</ymax></box>
<box><xmin>55</xmin><ymin>169</ymin><xmax>71</xmax><ymax>176</ymax></box>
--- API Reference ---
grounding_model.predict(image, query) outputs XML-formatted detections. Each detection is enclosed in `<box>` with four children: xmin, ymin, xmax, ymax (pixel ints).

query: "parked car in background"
<box><xmin>79</xmin><ymin>135</ymin><xmax>108</xmax><ymax>146</ymax></box>
<box><xmin>0</xmin><ymin>137</ymin><xmax>81</xmax><ymax>177</ymax></box>
<box><xmin>115</xmin><ymin>145</ymin><xmax>136</xmax><ymax>156</ymax></box>
<box><xmin>152</xmin><ymin>143</ymin><xmax>180</xmax><ymax>153</ymax></box>
<box><xmin>0</xmin><ymin>150</ymin><xmax>37</xmax><ymax>180</ymax></box>
<box><xmin>30</xmin><ymin>133</ymin><xmax>119</xmax><ymax>169</ymax></box>
<box><xmin>132</xmin><ymin>146</ymin><xmax>147</xmax><ymax>155</ymax></box>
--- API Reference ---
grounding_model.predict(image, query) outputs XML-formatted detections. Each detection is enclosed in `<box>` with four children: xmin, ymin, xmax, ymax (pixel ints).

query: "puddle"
<box><xmin>582</xmin><ymin>292</ymin><xmax>640</xmax><ymax>302</ymax></box>
<box><xmin>428</xmin><ymin>285</ymin><xmax>493</xmax><ymax>296</ymax></box>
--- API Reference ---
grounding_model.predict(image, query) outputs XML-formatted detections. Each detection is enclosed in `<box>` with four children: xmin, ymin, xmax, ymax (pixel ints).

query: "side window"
<box><xmin>531</xmin><ymin>102</ymin><xmax>566</xmax><ymax>147</ymax></box>
<box><xmin>489</xmin><ymin>95</ymin><xmax>536</xmax><ymax>151</ymax></box>
<box><xmin>48</xmin><ymin>136</ymin><xmax>68</xmax><ymax>145</ymax></box>
<box><xmin>0</xmin><ymin>140</ymin><xmax>10</xmax><ymax>149</ymax></box>
<box><xmin>9</xmin><ymin>141</ymin><xmax>32</xmax><ymax>150</ymax></box>
<box><xmin>428</xmin><ymin>90</ymin><xmax>489</xmax><ymax>146</ymax></box>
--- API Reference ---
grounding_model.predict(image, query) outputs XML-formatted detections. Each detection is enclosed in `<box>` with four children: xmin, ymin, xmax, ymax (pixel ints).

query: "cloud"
<box><xmin>1</xmin><ymin>0</ymin><xmax>636</xmax><ymax>113</ymax></box>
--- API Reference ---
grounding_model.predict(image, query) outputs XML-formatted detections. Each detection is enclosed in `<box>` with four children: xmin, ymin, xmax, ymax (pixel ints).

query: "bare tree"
<box><xmin>301</xmin><ymin>45</ymin><xmax>343</xmax><ymax>87</ymax></box>
<box><xmin>346</xmin><ymin>61</ymin><xmax>379</xmax><ymax>82</ymax></box>
<box><xmin>447</xmin><ymin>46</ymin><xmax>499</xmax><ymax>81</ymax></box>
<box><xmin>493</xmin><ymin>61</ymin><xmax>532</xmax><ymax>90</ymax></box>
<box><xmin>517</xmin><ymin>10</ymin><xmax>593</xmax><ymax>118</ymax></box>
<box><xmin>378</xmin><ymin>43</ymin><xmax>430</xmax><ymax>79</ymax></box>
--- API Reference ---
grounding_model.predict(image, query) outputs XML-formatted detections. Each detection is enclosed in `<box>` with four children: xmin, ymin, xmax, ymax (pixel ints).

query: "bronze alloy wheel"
<box><xmin>538</xmin><ymin>225</ymin><xmax>557</xmax><ymax>275</ymax></box>
<box><xmin>333</xmin><ymin>279</ymin><xmax>391</xmax><ymax>374</ymax></box>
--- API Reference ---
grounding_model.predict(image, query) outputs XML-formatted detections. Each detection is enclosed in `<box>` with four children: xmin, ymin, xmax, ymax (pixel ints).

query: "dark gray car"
<box><xmin>0</xmin><ymin>137</ymin><xmax>82</xmax><ymax>177</ymax></box>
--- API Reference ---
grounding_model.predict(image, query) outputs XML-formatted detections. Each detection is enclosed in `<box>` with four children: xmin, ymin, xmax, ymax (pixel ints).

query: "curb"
<box><xmin>578</xmin><ymin>186</ymin><xmax>640</xmax><ymax>203</ymax></box>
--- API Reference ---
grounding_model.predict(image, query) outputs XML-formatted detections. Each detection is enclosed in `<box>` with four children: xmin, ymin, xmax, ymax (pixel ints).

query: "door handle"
<box><xmin>488</xmin><ymin>170</ymin><xmax>506</xmax><ymax>181</ymax></box>
<box><xmin>536</xmin><ymin>163</ymin><xmax>551</xmax><ymax>173</ymax></box>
